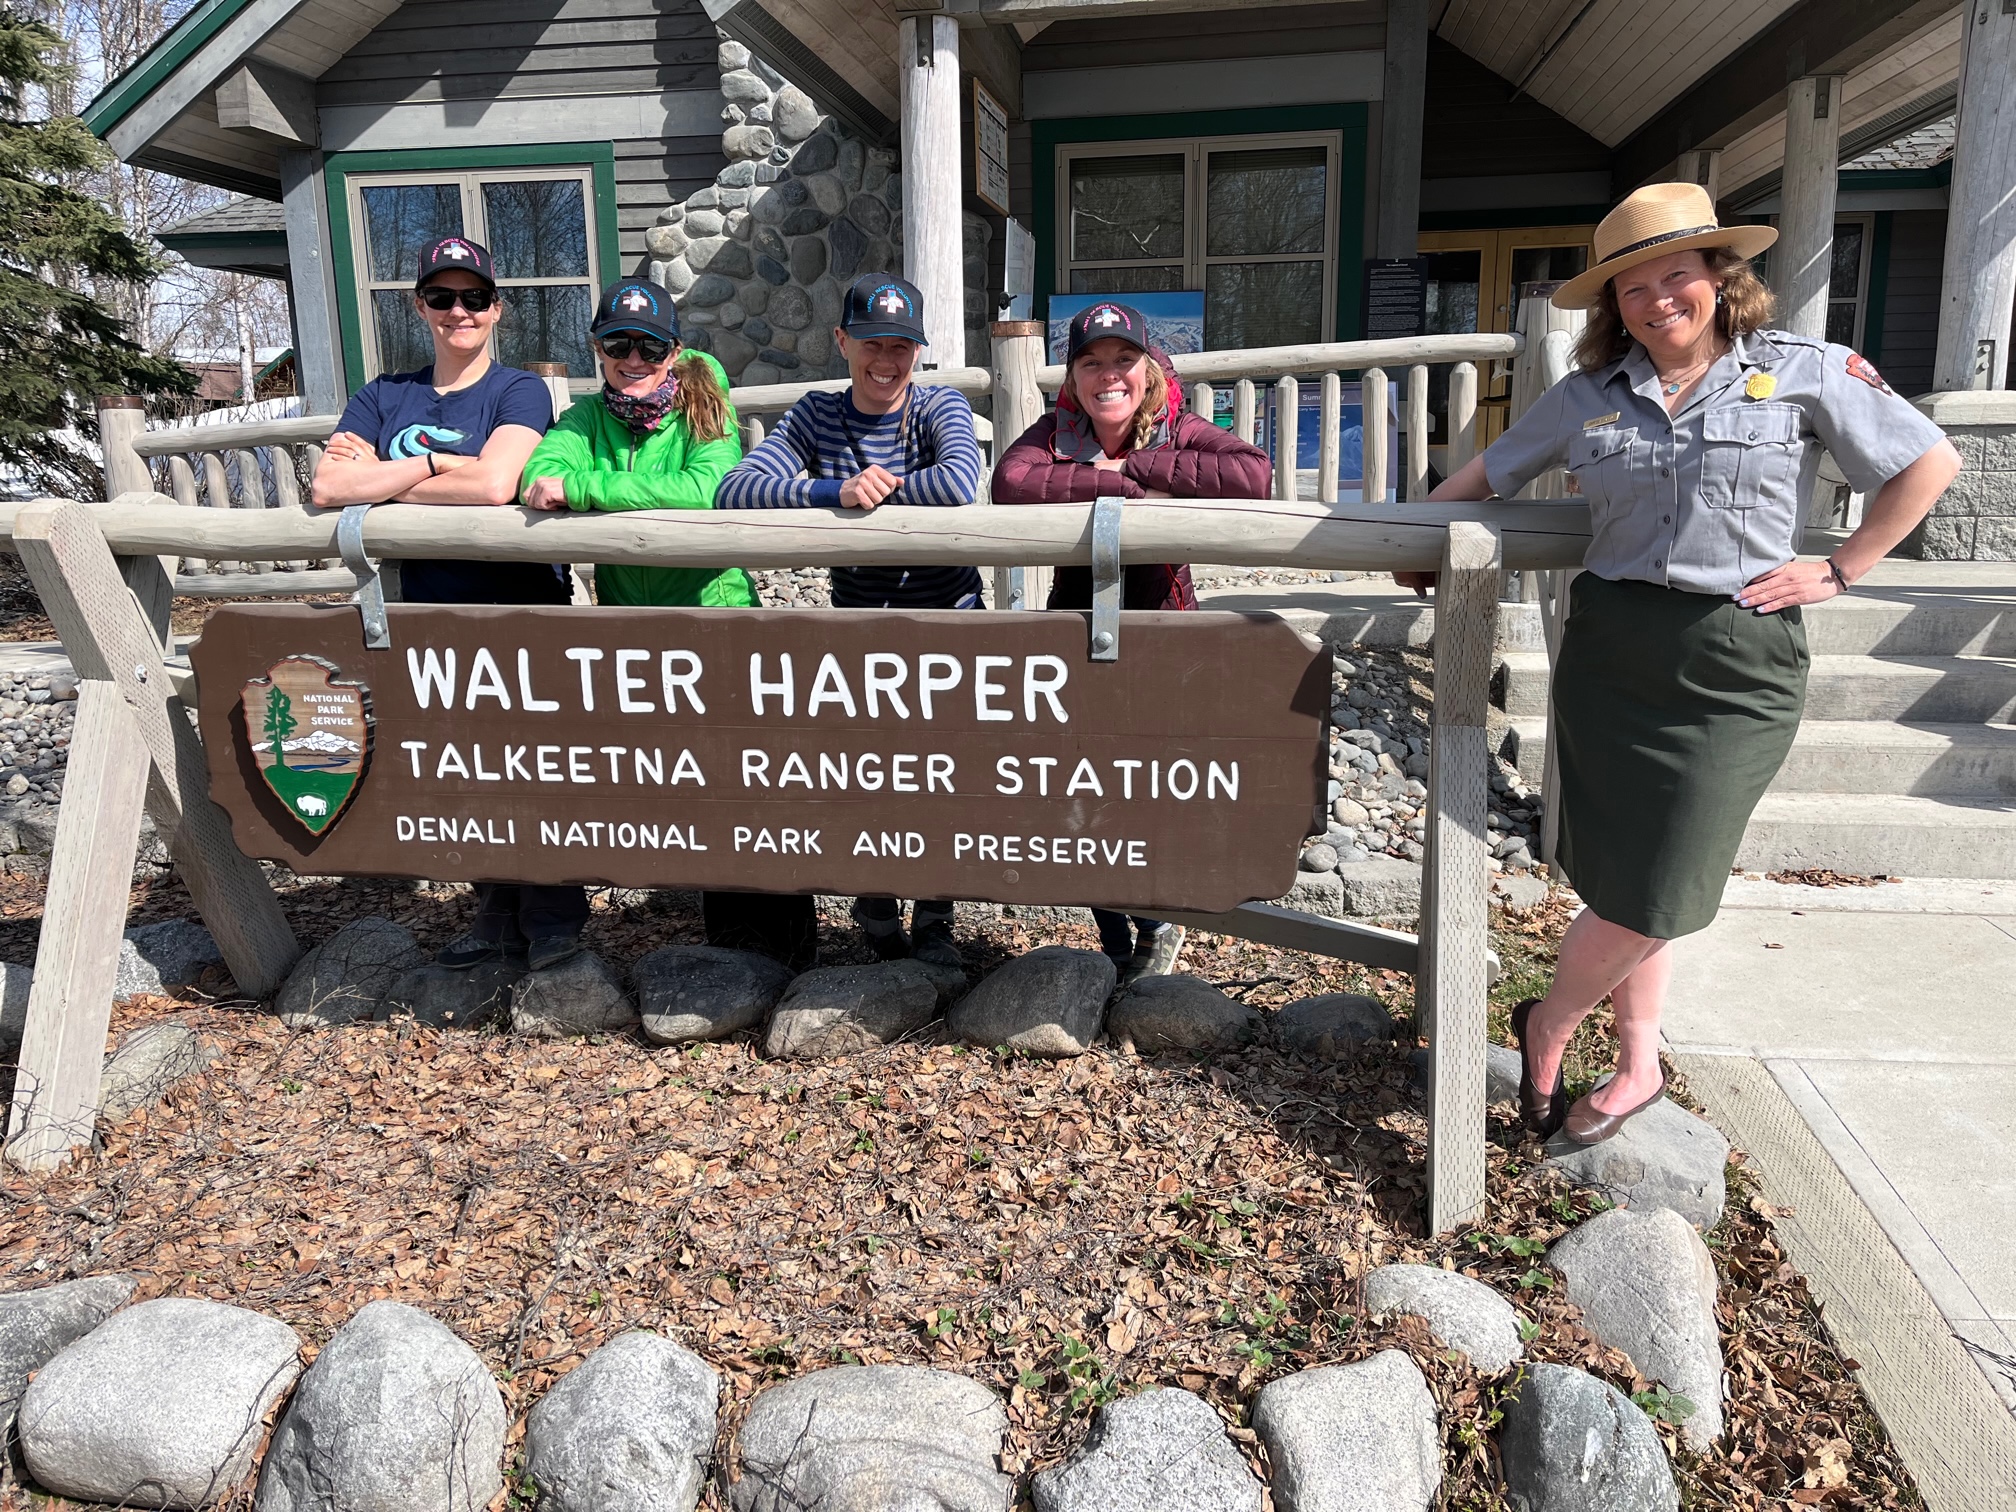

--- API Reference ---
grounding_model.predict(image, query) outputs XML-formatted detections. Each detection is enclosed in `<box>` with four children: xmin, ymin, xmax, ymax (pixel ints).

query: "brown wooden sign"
<box><xmin>190</xmin><ymin>605</ymin><xmax>1329</xmax><ymax>914</ymax></box>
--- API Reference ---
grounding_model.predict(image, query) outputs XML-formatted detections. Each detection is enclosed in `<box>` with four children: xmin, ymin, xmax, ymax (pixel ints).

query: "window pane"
<box><xmin>483</xmin><ymin>178</ymin><xmax>591</xmax><ymax>279</ymax></box>
<box><xmin>1829</xmin><ymin>223</ymin><xmax>1865</xmax><ymax>299</ymax></box>
<box><xmin>1422</xmin><ymin>251</ymin><xmax>1482</xmax><ymax>335</ymax></box>
<box><xmin>1205</xmin><ymin>261</ymin><xmax>1323</xmax><ymax>349</ymax></box>
<box><xmin>497</xmin><ymin>284</ymin><xmax>594</xmax><ymax>376</ymax></box>
<box><xmin>1510</xmin><ymin>244</ymin><xmax>1589</xmax><ymax>287</ymax></box>
<box><xmin>1206</xmin><ymin>146</ymin><xmax>1327</xmax><ymax>256</ymax></box>
<box><xmin>360</xmin><ymin>183</ymin><xmax>463</xmax><ymax>283</ymax></box>
<box><xmin>1826</xmin><ymin>299</ymin><xmax>1859</xmax><ymax>347</ymax></box>
<box><xmin>370</xmin><ymin>289</ymin><xmax>435</xmax><ymax>375</ymax></box>
<box><xmin>1069</xmin><ymin>154</ymin><xmax>1184</xmax><ymax>262</ymax></box>
<box><xmin>1068</xmin><ymin>265</ymin><xmax>1187</xmax><ymax>294</ymax></box>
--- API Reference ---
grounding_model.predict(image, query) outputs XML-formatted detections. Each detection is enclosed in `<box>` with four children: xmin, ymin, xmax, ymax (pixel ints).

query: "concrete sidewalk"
<box><xmin>1667</xmin><ymin>880</ymin><xmax>2016</xmax><ymax>1508</ymax></box>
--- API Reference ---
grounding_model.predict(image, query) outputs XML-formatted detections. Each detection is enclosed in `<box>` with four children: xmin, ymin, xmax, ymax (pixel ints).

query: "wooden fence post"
<box><xmin>1361</xmin><ymin>367</ymin><xmax>1389</xmax><ymax>503</ymax></box>
<box><xmin>95</xmin><ymin>396</ymin><xmax>150</xmax><ymax>500</ymax></box>
<box><xmin>11</xmin><ymin>501</ymin><xmax>300</xmax><ymax>1000</ymax></box>
<box><xmin>1273</xmin><ymin>375</ymin><xmax>1298</xmax><ymax>500</ymax></box>
<box><xmin>1405</xmin><ymin>364</ymin><xmax>1430</xmax><ymax>501</ymax></box>
<box><xmin>1422</xmin><ymin>518</ymin><xmax>1501</xmax><ymax>1235</ymax></box>
<box><xmin>990</xmin><ymin>320</ymin><xmax>1046</xmax><ymax>609</ymax></box>
<box><xmin>526</xmin><ymin>362</ymin><xmax>571</xmax><ymax>425</ymax></box>
<box><xmin>5</xmin><ymin>682</ymin><xmax>151</xmax><ymax>1169</ymax></box>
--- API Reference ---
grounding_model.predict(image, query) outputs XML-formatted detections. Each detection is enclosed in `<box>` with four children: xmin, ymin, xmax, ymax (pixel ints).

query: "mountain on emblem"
<box><xmin>239</xmin><ymin>656</ymin><xmax>372</xmax><ymax>834</ymax></box>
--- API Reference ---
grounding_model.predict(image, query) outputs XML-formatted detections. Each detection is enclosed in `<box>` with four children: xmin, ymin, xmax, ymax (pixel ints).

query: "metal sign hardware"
<box><xmin>1090</xmin><ymin>491</ymin><xmax>1124</xmax><ymax>661</ymax></box>
<box><xmin>336</xmin><ymin>504</ymin><xmax>390</xmax><ymax>650</ymax></box>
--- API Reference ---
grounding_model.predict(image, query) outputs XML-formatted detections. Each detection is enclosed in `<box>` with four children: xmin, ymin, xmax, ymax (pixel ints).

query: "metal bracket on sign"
<box><xmin>1007</xmin><ymin>566</ymin><xmax>1027</xmax><ymax>611</ymax></box>
<box><xmin>336</xmin><ymin>504</ymin><xmax>390</xmax><ymax>650</ymax></box>
<box><xmin>1090</xmin><ymin>491</ymin><xmax>1124</xmax><ymax>661</ymax></box>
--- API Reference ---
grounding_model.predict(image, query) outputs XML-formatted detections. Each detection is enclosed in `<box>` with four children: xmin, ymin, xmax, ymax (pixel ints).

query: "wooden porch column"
<box><xmin>1666</xmin><ymin>149</ymin><xmax>1720</xmax><ymax>203</ymax></box>
<box><xmin>899</xmin><ymin>7</ymin><xmax>967</xmax><ymax>367</ymax></box>
<box><xmin>1935</xmin><ymin>2</ymin><xmax>2016</xmax><ymax>391</ymax></box>
<box><xmin>1377</xmin><ymin>0</ymin><xmax>1428</xmax><ymax>259</ymax></box>
<box><xmin>1779</xmin><ymin>76</ymin><xmax>1842</xmax><ymax>340</ymax></box>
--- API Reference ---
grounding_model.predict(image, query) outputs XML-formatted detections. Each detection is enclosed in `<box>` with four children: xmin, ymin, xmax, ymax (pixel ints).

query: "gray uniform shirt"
<box><xmin>1483</xmin><ymin>329</ymin><xmax>1947</xmax><ymax>596</ymax></box>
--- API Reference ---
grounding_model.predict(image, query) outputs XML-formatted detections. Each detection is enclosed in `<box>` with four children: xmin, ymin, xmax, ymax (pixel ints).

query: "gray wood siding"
<box><xmin>1422</xmin><ymin>34</ymin><xmax>1610</xmax><ymax>182</ymax></box>
<box><xmin>1021</xmin><ymin>3</ymin><xmax>1385</xmax><ymax>69</ymax></box>
<box><xmin>319</xmin><ymin>0</ymin><xmax>726</xmax><ymax>265</ymax></box>
<box><xmin>1876</xmin><ymin>207</ymin><xmax>1945</xmax><ymax>395</ymax></box>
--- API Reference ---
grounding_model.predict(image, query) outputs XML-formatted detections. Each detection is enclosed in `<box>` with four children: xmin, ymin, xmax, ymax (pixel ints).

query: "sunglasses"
<box><xmin>597</xmin><ymin>335</ymin><xmax>672</xmax><ymax>363</ymax></box>
<box><xmin>418</xmin><ymin>287</ymin><xmax>497</xmax><ymax>313</ymax></box>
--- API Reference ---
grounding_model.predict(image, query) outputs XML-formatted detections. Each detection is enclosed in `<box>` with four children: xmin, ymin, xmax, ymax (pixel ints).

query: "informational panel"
<box><xmin>1262</xmin><ymin>380</ymin><xmax>1399</xmax><ymax>502</ymax></box>
<box><xmin>192</xmin><ymin>605</ymin><xmax>1329</xmax><ymax>914</ymax></box>
<box><xmin>973</xmin><ymin>79</ymin><xmax>1010</xmax><ymax>216</ymax></box>
<box><xmin>1362</xmin><ymin>257</ymin><xmax>1429</xmax><ymax>341</ymax></box>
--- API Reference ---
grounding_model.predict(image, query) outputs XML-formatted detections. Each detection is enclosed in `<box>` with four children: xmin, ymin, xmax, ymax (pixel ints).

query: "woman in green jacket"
<box><xmin>522</xmin><ymin>276</ymin><xmax>756</xmax><ymax>607</ymax></box>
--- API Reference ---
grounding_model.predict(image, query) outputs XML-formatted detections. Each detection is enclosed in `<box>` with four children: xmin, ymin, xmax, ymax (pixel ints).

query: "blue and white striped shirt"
<box><xmin>714</xmin><ymin>385</ymin><xmax>984</xmax><ymax>608</ymax></box>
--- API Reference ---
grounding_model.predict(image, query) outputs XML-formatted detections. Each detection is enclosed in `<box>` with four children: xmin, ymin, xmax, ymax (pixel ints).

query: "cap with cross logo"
<box><xmin>414</xmin><ymin>236</ymin><xmax>497</xmax><ymax>291</ymax></box>
<box><xmin>590</xmin><ymin>277</ymin><xmax>679</xmax><ymax>346</ymax></box>
<box><xmin>1064</xmin><ymin>300</ymin><xmax>1149</xmax><ymax>367</ymax></box>
<box><xmin>841</xmin><ymin>272</ymin><xmax>928</xmax><ymax>345</ymax></box>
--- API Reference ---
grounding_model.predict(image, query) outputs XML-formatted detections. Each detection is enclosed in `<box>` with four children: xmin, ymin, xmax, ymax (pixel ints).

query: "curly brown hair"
<box><xmin>1573</xmin><ymin>247</ymin><xmax>1777</xmax><ymax>371</ymax></box>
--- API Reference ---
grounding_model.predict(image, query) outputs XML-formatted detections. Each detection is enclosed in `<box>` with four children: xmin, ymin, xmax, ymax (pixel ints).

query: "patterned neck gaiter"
<box><xmin>602</xmin><ymin>373</ymin><xmax>678</xmax><ymax>434</ymax></box>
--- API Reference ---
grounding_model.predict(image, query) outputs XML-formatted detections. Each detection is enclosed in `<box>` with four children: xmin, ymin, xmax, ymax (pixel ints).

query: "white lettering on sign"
<box><xmin>732</xmin><ymin>826</ymin><xmax>823</xmax><ymax>854</ymax></box>
<box><xmin>396</xmin><ymin>815</ymin><xmax>518</xmax><ymax>844</ymax></box>
<box><xmin>536</xmin><ymin>819</ymin><xmax>707</xmax><ymax>850</ymax></box>
<box><xmin>953</xmin><ymin>832</ymin><xmax>1148</xmax><ymax>866</ymax></box>
<box><xmin>853</xmin><ymin>830</ymin><xmax>925</xmax><ymax>857</ymax></box>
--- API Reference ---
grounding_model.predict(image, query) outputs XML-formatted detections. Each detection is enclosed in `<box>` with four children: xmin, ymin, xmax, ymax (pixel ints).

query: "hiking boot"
<box><xmin>910</xmin><ymin>915</ymin><xmax>963</xmax><ymax>969</ymax></box>
<box><xmin>437</xmin><ymin>934</ymin><xmax>517</xmax><ymax>970</ymax></box>
<box><xmin>527</xmin><ymin>934</ymin><xmax>584</xmax><ymax>972</ymax></box>
<box><xmin>1122</xmin><ymin>923</ymin><xmax>1186</xmax><ymax>985</ymax></box>
<box><xmin>850</xmin><ymin>898</ymin><xmax>910</xmax><ymax>960</ymax></box>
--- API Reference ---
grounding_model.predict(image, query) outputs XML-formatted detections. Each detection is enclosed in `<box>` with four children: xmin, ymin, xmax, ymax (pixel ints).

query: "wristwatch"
<box><xmin>1826</xmin><ymin>558</ymin><xmax>1850</xmax><ymax>593</ymax></box>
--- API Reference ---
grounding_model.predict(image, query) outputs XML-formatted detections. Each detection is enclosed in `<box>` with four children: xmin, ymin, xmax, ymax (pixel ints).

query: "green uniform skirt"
<box><xmin>1553</xmin><ymin>574</ymin><xmax>1808</xmax><ymax>939</ymax></box>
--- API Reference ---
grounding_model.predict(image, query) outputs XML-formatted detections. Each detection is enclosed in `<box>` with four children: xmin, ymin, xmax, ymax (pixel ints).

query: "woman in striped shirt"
<box><xmin>715</xmin><ymin>272</ymin><xmax>982</xmax><ymax>965</ymax></box>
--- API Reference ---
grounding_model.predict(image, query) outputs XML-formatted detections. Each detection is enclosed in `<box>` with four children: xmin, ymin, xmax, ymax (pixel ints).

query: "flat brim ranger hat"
<box><xmin>1551</xmin><ymin>183</ymin><xmax>1777</xmax><ymax>311</ymax></box>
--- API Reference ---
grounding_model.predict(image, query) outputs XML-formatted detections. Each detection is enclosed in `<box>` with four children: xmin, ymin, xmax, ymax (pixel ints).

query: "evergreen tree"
<box><xmin>0</xmin><ymin>10</ymin><xmax>192</xmax><ymax>498</ymax></box>
<box><xmin>263</xmin><ymin>686</ymin><xmax>296</xmax><ymax>768</ymax></box>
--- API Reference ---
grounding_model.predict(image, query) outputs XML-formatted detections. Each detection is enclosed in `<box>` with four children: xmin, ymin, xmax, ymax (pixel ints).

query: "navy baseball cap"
<box><xmin>590</xmin><ymin>278</ymin><xmax>680</xmax><ymax>345</ymax></box>
<box><xmin>1065</xmin><ymin>300</ymin><xmax>1149</xmax><ymax>363</ymax></box>
<box><xmin>842</xmin><ymin>274</ymin><xmax>927</xmax><ymax>343</ymax></box>
<box><xmin>415</xmin><ymin>236</ymin><xmax>496</xmax><ymax>289</ymax></box>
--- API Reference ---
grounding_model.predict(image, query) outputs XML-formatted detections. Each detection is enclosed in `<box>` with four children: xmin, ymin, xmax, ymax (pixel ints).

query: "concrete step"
<box><xmin>1498</xmin><ymin>651</ymin><xmax>2016</xmax><ymax>724</ymax></box>
<box><xmin>1735</xmin><ymin>793</ymin><xmax>2016</xmax><ymax>879</ymax></box>
<box><xmin>1802</xmin><ymin>594</ymin><xmax>2016</xmax><ymax>658</ymax></box>
<box><xmin>1501</xmin><ymin>719</ymin><xmax>2016</xmax><ymax>798</ymax></box>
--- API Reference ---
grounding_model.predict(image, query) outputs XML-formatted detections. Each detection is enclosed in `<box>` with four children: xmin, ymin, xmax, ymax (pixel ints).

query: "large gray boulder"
<box><xmin>947</xmin><ymin>946</ymin><xmax>1114</xmax><ymax>1057</ymax></box>
<box><xmin>511</xmin><ymin>952</ymin><xmax>639</xmax><ymax>1038</ymax></box>
<box><xmin>0</xmin><ymin>958</ymin><xmax>31</xmax><ymax>1056</ymax></box>
<box><xmin>274</xmin><ymin>919</ymin><xmax>424</xmax><ymax>1028</ymax></box>
<box><xmin>255</xmin><ymin>1300</ymin><xmax>505</xmax><ymax>1512</ymax></box>
<box><xmin>1274</xmin><ymin>992</ymin><xmax>1395</xmax><ymax>1059</ymax></box>
<box><xmin>524</xmin><ymin>1332</ymin><xmax>720</xmax><ymax>1512</ymax></box>
<box><xmin>380</xmin><ymin>961</ymin><xmax>521</xmax><ymax>1029</ymax></box>
<box><xmin>0</xmin><ymin>1275</ymin><xmax>134</xmax><ymax>1443</ymax></box>
<box><xmin>116</xmin><ymin>919</ymin><xmax>224</xmax><ymax>999</ymax></box>
<box><xmin>1107</xmin><ymin>976</ymin><xmax>1260</xmax><ymax>1054</ymax></box>
<box><xmin>20</xmin><ymin>1296</ymin><xmax>301</xmax><ymax>1508</ymax></box>
<box><xmin>732</xmin><ymin>1365</ymin><xmax>1011</xmax><ymax>1511</ymax></box>
<box><xmin>100</xmin><ymin>1022</ymin><xmax>218</xmax><ymax>1120</ymax></box>
<box><xmin>1541</xmin><ymin>1087</ymin><xmax>1730</xmax><ymax>1230</ymax></box>
<box><xmin>1498</xmin><ymin>1363</ymin><xmax>1677</xmax><ymax>1512</ymax></box>
<box><xmin>634</xmin><ymin>945</ymin><xmax>794</xmax><ymax>1044</ymax></box>
<box><xmin>1364</xmin><ymin>1264</ymin><xmax>1524</xmax><ymax>1372</ymax></box>
<box><xmin>762</xmin><ymin>963</ymin><xmax>939</xmax><ymax>1060</ymax></box>
<box><xmin>1333</xmin><ymin>855</ymin><xmax>1422</xmax><ymax>920</ymax></box>
<box><xmin>1032</xmin><ymin>1387</ymin><xmax>1260</xmax><ymax>1512</ymax></box>
<box><xmin>1548</xmin><ymin>1207</ymin><xmax>1723</xmax><ymax>1450</ymax></box>
<box><xmin>1252</xmin><ymin>1351</ymin><xmax>1440</xmax><ymax>1512</ymax></box>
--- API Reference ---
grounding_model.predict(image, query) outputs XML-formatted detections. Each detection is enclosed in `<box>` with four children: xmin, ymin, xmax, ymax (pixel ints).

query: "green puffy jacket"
<box><xmin>521</xmin><ymin>351</ymin><xmax>757</xmax><ymax>607</ymax></box>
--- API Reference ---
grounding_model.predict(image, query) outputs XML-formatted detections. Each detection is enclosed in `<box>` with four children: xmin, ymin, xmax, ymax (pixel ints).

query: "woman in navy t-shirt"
<box><xmin>311</xmin><ymin>234</ymin><xmax>587</xmax><ymax>968</ymax></box>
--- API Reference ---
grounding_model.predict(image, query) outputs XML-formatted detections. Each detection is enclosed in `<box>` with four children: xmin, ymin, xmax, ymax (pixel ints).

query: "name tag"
<box><xmin>1582</xmin><ymin>412</ymin><xmax>1620</xmax><ymax>430</ymax></box>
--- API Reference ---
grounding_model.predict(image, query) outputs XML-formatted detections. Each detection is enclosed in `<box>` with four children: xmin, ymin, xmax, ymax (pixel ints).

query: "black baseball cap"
<box><xmin>589</xmin><ymin>278</ymin><xmax>680</xmax><ymax>344</ymax></box>
<box><xmin>842</xmin><ymin>273</ymin><xmax>927</xmax><ymax>343</ymax></box>
<box><xmin>1065</xmin><ymin>300</ymin><xmax>1149</xmax><ymax>364</ymax></box>
<box><xmin>415</xmin><ymin>236</ymin><xmax>496</xmax><ymax>289</ymax></box>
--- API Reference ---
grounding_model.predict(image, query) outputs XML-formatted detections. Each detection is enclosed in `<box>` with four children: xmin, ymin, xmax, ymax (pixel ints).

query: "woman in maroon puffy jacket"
<box><xmin>991</xmin><ymin>300</ymin><xmax>1273</xmax><ymax>979</ymax></box>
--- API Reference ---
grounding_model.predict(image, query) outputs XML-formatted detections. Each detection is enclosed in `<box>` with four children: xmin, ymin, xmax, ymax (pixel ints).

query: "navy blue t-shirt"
<box><xmin>334</xmin><ymin>363</ymin><xmax>565</xmax><ymax>604</ymax></box>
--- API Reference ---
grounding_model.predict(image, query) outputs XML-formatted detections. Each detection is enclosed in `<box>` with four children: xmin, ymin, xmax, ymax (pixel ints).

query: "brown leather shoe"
<box><xmin>1561</xmin><ymin>1072</ymin><xmax>1668</xmax><ymax>1146</ymax></box>
<box><xmin>1509</xmin><ymin>997</ymin><xmax>1567</xmax><ymax>1138</ymax></box>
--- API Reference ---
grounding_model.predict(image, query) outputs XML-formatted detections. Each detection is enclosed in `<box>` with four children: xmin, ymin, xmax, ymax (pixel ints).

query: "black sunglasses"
<box><xmin>418</xmin><ymin>287</ymin><xmax>497</xmax><ymax>313</ymax></box>
<box><xmin>597</xmin><ymin>334</ymin><xmax>673</xmax><ymax>363</ymax></box>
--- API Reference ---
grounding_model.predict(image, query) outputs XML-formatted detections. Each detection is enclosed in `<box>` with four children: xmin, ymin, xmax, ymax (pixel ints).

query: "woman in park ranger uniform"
<box><xmin>310</xmin><ymin>235</ymin><xmax>590</xmax><ymax>975</ymax></box>
<box><xmin>1415</xmin><ymin>183</ymin><xmax>1960</xmax><ymax>1145</ymax></box>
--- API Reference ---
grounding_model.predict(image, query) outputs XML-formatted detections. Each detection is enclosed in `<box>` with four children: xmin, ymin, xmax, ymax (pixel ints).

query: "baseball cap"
<box><xmin>415</xmin><ymin>236</ymin><xmax>497</xmax><ymax>289</ymax></box>
<box><xmin>1065</xmin><ymin>301</ymin><xmax>1149</xmax><ymax>364</ymax></box>
<box><xmin>841</xmin><ymin>274</ymin><xmax>927</xmax><ymax>343</ymax></box>
<box><xmin>589</xmin><ymin>278</ymin><xmax>680</xmax><ymax>344</ymax></box>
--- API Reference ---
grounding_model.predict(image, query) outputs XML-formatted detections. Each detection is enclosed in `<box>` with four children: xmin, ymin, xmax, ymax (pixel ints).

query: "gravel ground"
<box><xmin>0</xmin><ymin>671</ymin><xmax>76</xmax><ymax>807</ymax></box>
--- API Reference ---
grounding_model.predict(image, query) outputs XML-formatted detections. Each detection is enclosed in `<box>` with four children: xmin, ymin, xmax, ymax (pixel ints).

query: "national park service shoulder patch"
<box><xmin>239</xmin><ymin>656</ymin><xmax>371</xmax><ymax>835</ymax></box>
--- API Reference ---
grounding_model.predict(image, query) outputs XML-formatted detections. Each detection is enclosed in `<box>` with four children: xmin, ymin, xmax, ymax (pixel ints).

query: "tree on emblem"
<box><xmin>263</xmin><ymin>686</ymin><xmax>297</xmax><ymax>770</ymax></box>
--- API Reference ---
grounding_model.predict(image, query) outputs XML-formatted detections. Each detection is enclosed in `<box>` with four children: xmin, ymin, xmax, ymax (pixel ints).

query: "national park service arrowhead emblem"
<box><xmin>239</xmin><ymin>656</ymin><xmax>372</xmax><ymax>835</ymax></box>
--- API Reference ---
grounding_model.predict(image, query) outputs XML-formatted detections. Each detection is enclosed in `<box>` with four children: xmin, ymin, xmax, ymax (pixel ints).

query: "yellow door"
<box><xmin>1418</xmin><ymin>225</ymin><xmax>1596</xmax><ymax>459</ymax></box>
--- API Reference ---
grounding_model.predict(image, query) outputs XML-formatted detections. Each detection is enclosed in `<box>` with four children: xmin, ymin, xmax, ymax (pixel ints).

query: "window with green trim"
<box><xmin>344</xmin><ymin>164</ymin><xmax>602</xmax><ymax>381</ymax></box>
<box><xmin>1057</xmin><ymin>131</ymin><xmax>1341</xmax><ymax>349</ymax></box>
